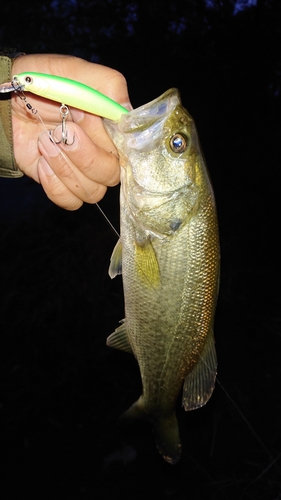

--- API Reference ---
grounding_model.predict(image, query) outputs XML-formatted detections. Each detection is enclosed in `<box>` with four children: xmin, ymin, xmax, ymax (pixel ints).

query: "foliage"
<box><xmin>0</xmin><ymin>1</ymin><xmax>279</xmax><ymax>65</ymax></box>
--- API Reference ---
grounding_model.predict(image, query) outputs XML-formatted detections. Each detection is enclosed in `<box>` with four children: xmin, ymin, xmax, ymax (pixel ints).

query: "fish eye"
<box><xmin>169</xmin><ymin>133</ymin><xmax>188</xmax><ymax>153</ymax></box>
<box><xmin>24</xmin><ymin>76</ymin><xmax>33</xmax><ymax>84</ymax></box>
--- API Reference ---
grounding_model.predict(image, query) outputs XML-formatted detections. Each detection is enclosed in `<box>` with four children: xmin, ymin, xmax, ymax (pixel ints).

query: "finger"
<box><xmin>13</xmin><ymin>54</ymin><xmax>132</xmax><ymax>110</ymax></box>
<box><xmin>58</xmin><ymin>57</ymin><xmax>132</xmax><ymax>108</ymax></box>
<box><xmin>37</xmin><ymin>131</ymin><xmax>107</xmax><ymax>207</ymax></box>
<box><xmin>69</xmin><ymin>109</ymin><xmax>117</xmax><ymax>152</ymax></box>
<box><xmin>52</xmin><ymin>123</ymin><xmax>120</xmax><ymax>186</ymax></box>
<box><xmin>92</xmin><ymin>69</ymin><xmax>132</xmax><ymax>110</ymax></box>
<box><xmin>39</xmin><ymin>124</ymin><xmax>120</xmax><ymax>186</ymax></box>
<box><xmin>37</xmin><ymin>156</ymin><xmax>85</xmax><ymax>210</ymax></box>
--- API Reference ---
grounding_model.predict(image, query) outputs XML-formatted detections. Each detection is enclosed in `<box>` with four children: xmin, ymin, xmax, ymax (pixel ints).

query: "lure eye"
<box><xmin>24</xmin><ymin>76</ymin><xmax>33</xmax><ymax>84</ymax></box>
<box><xmin>169</xmin><ymin>133</ymin><xmax>188</xmax><ymax>153</ymax></box>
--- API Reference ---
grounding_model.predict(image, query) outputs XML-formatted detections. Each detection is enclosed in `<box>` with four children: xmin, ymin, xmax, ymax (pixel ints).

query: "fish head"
<box><xmin>104</xmin><ymin>88</ymin><xmax>200</xmax><ymax>195</ymax></box>
<box><xmin>104</xmin><ymin>89</ymin><xmax>211</xmax><ymax>237</ymax></box>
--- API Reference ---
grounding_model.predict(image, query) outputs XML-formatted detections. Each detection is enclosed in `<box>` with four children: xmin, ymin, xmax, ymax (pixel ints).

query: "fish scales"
<box><xmin>122</xmin><ymin>176</ymin><xmax>218</xmax><ymax>403</ymax></box>
<box><xmin>105</xmin><ymin>88</ymin><xmax>220</xmax><ymax>464</ymax></box>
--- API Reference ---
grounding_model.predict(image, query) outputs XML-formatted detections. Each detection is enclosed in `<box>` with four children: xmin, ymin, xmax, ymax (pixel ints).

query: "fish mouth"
<box><xmin>104</xmin><ymin>88</ymin><xmax>184</xmax><ymax>152</ymax></box>
<box><xmin>119</xmin><ymin>89</ymin><xmax>182</xmax><ymax>151</ymax></box>
<box><xmin>120</xmin><ymin>88</ymin><xmax>181</xmax><ymax>132</ymax></box>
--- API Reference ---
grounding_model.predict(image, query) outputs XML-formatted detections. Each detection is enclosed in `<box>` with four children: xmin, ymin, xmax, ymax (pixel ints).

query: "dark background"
<box><xmin>0</xmin><ymin>1</ymin><xmax>281</xmax><ymax>498</ymax></box>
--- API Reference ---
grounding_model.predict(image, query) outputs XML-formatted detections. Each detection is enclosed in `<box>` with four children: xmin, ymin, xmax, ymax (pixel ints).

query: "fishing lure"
<box><xmin>0</xmin><ymin>72</ymin><xmax>128</xmax><ymax>121</ymax></box>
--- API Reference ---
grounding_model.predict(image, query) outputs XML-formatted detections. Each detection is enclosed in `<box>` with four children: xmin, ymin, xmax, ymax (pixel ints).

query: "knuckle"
<box><xmin>53</xmin><ymin>155</ymin><xmax>75</xmax><ymax>178</ymax></box>
<box><xmin>104</xmin><ymin>70</ymin><xmax>129</xmax><ymax>101</ymax></box>
<box><xmin>48</xmin><ymin>185</ymin><xmax>83</xmax><ymax>210</ymax></box>
<box><xmin>88</xmin><ymin>184</ymin><xmax>107</xmax><ymax>204</ymax></box>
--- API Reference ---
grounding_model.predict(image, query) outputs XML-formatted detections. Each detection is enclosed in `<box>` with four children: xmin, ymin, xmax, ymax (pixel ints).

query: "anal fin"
<box><xmin>106</xmin><ymin>320</ymin><xmax>133</xmax><ymax>353</ymax></box>
<box><xmin>182</xmin><ymin>329</ymin><xmax>217</xmax><ymax>411</ymax></box>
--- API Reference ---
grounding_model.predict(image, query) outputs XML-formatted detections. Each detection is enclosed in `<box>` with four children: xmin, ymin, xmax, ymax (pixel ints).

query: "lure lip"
<box><xmin>0</xmin><ymin>78</ymin><xmax>24</xmax><ymax>93</ymax></box>
<box><xmin>0</xmin><ymin>81</ymin><xmax>16</xmax><ymax>93</ymax></box>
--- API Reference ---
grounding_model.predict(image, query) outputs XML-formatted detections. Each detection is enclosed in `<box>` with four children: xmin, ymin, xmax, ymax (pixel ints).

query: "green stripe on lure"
<box><xmin>0</xmin><ymin>72</ymin><xmax>128</xmax><ymax>121</ymax></box>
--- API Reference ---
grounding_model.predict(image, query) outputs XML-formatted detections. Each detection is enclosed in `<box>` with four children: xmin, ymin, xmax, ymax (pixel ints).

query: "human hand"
<box><xmin>11</xmin><ymin>54</ymin><xmax>131</xmax><ymax>209</ymax></box>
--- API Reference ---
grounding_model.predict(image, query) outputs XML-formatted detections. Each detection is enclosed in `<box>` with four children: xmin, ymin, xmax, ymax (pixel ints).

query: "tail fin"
<box><xmin>153</xmin><ymin>413</ymin><xmax>182</xmax><ymax>465</ymax></box>
<box><xmin>120</xmin><ymin>397</ymin><xmax>182</xmax><ymax>465</ymax></box>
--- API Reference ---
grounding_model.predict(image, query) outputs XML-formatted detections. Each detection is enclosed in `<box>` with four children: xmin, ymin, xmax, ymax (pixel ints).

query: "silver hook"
<box><xmin>61</xmin><ymin>104</ymin><xmax>69</xmax><ymax>144</ymax></box>
<box><xmin>52</xmin><ymin>104</ymin><xmax>75</xmax><ymax>145</ymax></box>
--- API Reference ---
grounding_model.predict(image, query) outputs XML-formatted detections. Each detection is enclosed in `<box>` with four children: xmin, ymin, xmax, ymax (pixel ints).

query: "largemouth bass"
<box><xmin>104</xmin><ymin>88</ymin><xmax>220</xmax><ymax>465</ymax></box>
<box><xmin>0</xmin><ymin>73</ymin><xmax>219</xmax><ymax>464</ymax></box>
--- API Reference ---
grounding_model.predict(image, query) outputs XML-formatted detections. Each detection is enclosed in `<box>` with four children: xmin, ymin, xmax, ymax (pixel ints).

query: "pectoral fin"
<box><xmin>135</xmin><ymin>240</ymin><xmax>160</xmax><ymax>288</ymax></box>
<box><xmin>106</xmin><ymin>320</ymin><xmax>133</xmax><ymax>353</ymax></box>
<box><xmin>108</xmin><ymin>238</ymin><xmax>122</xmax><ymax>278</ymax></box>
<box><xmin>182</xmin><ymin>330</ymin><xmax>217</xmax><ymax>411</ymax></box>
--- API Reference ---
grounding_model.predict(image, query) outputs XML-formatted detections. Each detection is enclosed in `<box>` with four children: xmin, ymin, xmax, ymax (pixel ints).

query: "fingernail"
<box><xmin>121</xmin><ymin>101</ymin><xmax>133</xmax><ymax>111</ymax></box>
<box><xmin>38</xmin><ymin>156</ymin><xmax>55</xmax><ymax>177</ymax></box>
<box><xmin>38</xmin><ymin>130</ymin><xmax>59</xmax><ymax>157</ymax></box>
<box><xmin>53</xmin><ymin>124</ymin><xmax>76</xmax><ymax>150</ymax></box>
<box><xmin>70</xmin><ymin>108</ymin><xmax>84</xmax><ymax>123</ymax></box>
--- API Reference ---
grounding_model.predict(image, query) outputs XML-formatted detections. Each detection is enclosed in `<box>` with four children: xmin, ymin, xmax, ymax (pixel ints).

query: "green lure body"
<box><xmin>12</xmin><ymin>72</ymin><xmax>128</xmax><ymax>121</ymax></box>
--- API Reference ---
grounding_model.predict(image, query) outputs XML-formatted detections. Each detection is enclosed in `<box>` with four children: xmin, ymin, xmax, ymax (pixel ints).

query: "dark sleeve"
<box><xmin>0</xmin><ymin>55</ymin><xmax>23</xmax><ymax>178</ymax></box>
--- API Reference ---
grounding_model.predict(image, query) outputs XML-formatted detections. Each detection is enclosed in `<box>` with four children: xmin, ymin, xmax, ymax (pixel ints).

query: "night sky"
<box><xmin>0</xmin><ymin>1</ymin><xmax>281</xmax><ymax>499</ymax></box>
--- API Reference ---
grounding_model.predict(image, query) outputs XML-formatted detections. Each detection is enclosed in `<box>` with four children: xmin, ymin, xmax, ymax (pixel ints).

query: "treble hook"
<box><xmin>52</xmin><ymin>104</ymin><xmax>75</xmax><ymax>145</ymax></box>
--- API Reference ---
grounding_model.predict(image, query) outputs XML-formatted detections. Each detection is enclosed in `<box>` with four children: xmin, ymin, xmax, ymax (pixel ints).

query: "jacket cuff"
<box><xmin>0</xmin><ymin>55</ymin><xmax>23</xmax><ymax>178</ymax></box>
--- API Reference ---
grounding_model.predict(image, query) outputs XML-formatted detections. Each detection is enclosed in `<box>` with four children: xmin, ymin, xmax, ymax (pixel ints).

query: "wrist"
<box><xmin>0</xmin><ymin>53</ymin><xmax>23</xmax><ymax>177</ymax></box>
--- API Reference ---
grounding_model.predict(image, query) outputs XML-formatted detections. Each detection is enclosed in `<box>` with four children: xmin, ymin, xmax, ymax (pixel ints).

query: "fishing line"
<box><xmin>198</xmin><ymin>350</ymin><xmax>281</xmax><ymax>485</ymax></box>
<box><xmin>239</xmin><ymin>451</ymin><xmax>281</xmax><ymax>499</ymax></box>
<box><xmin>14</xmin><ymin>90</ymin><xmax>170</xmax><ymax>296</ymax></box>
<box><xmin>14</xmin><ymin>89</ymin><xmax>121</xmax><ymax>234</ymax></box>
<box><xmin>216</xmin><ymin>377</ymin><xmax>276</xmax><ymax>461</ymax></box>
<box><xmin>95</xmin><ymin>202</ymin><xmax>120</xmax><ymax>238</ymax></box>
<box><xmin>14</xmin><ymin>86</ymin><xmax>46</xmax><ymax>127</ymax></box>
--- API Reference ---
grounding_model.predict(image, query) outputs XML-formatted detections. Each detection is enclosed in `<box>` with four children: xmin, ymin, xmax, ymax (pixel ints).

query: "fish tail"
<box><xmin>120</xmin><ymin>397</ymin><xmax>182</xmax><ymax>465</ymax></box>
<box><xmin>153</xmin><ymin>413</ymin><xmax>182</xmax><ymax>465</ymax></box>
